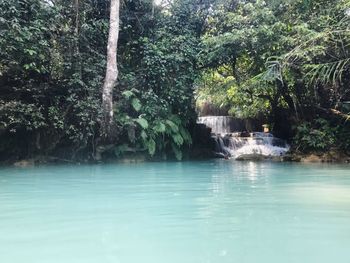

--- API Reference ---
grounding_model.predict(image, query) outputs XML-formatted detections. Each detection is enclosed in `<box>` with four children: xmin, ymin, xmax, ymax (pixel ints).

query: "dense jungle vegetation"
<box><xmin>0</xmin><ymin>0</ymin><xmax>349</xmax><ymax>162</ymax></box>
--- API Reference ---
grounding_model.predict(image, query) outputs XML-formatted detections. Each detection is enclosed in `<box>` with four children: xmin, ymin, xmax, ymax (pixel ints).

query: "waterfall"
<box><xmin>198</xmin><ymin>116</ymin><xmax>233</xmax><ymax>134</ymax></box>
<box><xmin>197</xmin><ymin>116</ymin><xmax>290</xmax><ymax>160</ymax></box>
<box><xmin>223</xmin><ymin>134</ymin><xmax>290</xmax><ymax>160</ymax></box>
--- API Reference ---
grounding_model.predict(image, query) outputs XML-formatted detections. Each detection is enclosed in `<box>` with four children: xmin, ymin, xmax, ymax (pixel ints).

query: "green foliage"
<box><xmin>337</xmin><ymin>124</ymin><xmax>350</xmax><ymax>153</ymax></box>
<box><xmin>197</xmin><ymin>0</ymin><xmax>294</xmax><ymax>119</ymax></box>
<box><xmin>294</xmin><ymin>119</ymin><xmax>337</xmax><ymax>152</ymax></box>
<box><xmin>0</xmin><ymin>0</ymin><xmax>109</xmax><ymax>159</ymax></box>
<box><xmin>135</xmin><ymin>118</ymin><xmax>149</xmax><ymax>129</ymax></box>
<box><xmin>131</xmin><ymin>98</ymin><xmax>142</xmax><ymax>112</ymax></box>
<box><xmin>115</xmin><ymin>89</ymin><xmax>192</xmax><ymax>160</ymax></box>
<box><xmin>0</xmin><ymin>101</ymin><xmax>46</xmax><ymax>132</ymax></box>
<box><xmin>196</xmin><ymin>0</ymin><xmax>350</xmax><ymax>153</ymax></box>
<box><xmin>0</xmin><ymin>0</ymin><xmax>201</xmax><ymax>161</ymax></box>
<box><xmin>1</xmin><ymin>0</ymin><xmax>349</xmax><ymax>160</ymax></box>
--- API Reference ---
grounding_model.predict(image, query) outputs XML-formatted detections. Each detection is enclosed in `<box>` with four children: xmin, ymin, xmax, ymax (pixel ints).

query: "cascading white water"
<box><xmin>225</xmin><ymin>135</ymin><xmax>290</xmax><ymax>160</ymax></box>
<box><xmin>197</xmin><ymin>116</ymin><xmax>233</xmax><ymax>134</ymax></box>
<box><xmin>197</xmin><ymin>116</ymin><xmax>290</xmax><ymax>160</ymax></box>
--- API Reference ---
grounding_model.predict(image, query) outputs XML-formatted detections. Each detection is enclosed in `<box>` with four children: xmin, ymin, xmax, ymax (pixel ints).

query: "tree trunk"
<box><xmin>276</xmin><ymin>79</ymin><xmax>295</xmax><ymax>112</ymax></box>
<box><xmin>315</xmin><ymin>106</ymin><xmax>350</xmax><ymax>121</ymax></box>
<box><xmin>101</xmin><ymin>0</ymin><xmax>120</xmax><ymax>139</ymax></box>
<box><xmin>74</xmin><ymin>0</ymin><xmax>82</xmax><ymax>77</ymax></box>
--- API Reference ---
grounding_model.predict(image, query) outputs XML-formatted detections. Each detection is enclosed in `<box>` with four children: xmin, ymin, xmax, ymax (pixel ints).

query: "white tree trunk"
<box><xmin>101</xmin><ymin>0</ymin><xmax>120</xmax><ymax>138</ymax></box>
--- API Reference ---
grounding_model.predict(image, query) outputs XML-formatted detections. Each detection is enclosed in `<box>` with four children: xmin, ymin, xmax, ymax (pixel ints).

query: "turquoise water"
<box><xmin>0</xmin><ymin>161</ymin><xmax>350</xmax><ymax>263</ymax></box>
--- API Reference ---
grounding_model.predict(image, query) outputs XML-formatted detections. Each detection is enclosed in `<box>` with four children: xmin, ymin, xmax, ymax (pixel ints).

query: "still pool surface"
<box><xmin>0</xmin><ymin>161</ymin><xmax>350</xmax><ymax>263</ymax></box>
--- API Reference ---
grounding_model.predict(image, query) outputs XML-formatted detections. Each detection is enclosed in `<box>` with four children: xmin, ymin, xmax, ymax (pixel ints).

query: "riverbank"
<box><xmin>7</xmin><ymin>148</ymin><xmax>350</xmax><ymax>167</ymax></box>
<box><xmin>286</xmin><ymin>149</ymin><xmax>350</xmax><ymax>164</ymax></box>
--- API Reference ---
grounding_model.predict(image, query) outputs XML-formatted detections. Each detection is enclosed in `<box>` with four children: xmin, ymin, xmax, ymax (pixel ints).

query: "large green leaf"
<box><xmin>153</xmin><ymin>121</ymin><xmax>166</xmax><ymax>133</ymax></box>
<box><xmin>165</xmin><ymin>120</ymin><xmax>179</xmax><ymax>133</ymax></box>
<box><xmin>131</xmin><ymin>98</ymin><xmax>142</xmax><ymax>112</ymax></box>
<box><xmin>147</xmin><ymin>139</ymin><xmax>156</xmax><ymax>155</ymax></box>
<box><xmin>141</xmin><ymin>130</ymin><xmax>148</xmax><ymax>141</ymax></box>
<box><xmin>172</xmin><ymin>133</ymin><xmax>184</xmax><ymax>146</ymax></box>
<box><xmin>135</xmin><ymin>118</ymin><xmax>149</xmax><ymax>129</ymax></box>
<box><xmin>122</xmin><ymin>90</ymin><xmax>134</xmax><ymax>99</ymax></box>
<box><xmin>171</xmin><ymin>143</ymin><xmax>183</xmax><ymax>160</ymax></box>
<box><xmin>169</xmin><ymin>114</ymin><xmax>182</xmax><ymax>125</ymax></box>
<box><xmin>179</xmin><ymin>126</ymin><xmax>192</xmax><ymax>144</ymax></box>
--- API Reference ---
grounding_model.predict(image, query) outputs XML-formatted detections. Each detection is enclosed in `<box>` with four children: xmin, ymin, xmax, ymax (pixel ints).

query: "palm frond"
<box><xmin>304</xmin><ymin>58</ymin><xmax>350</xmax><ymax>85</ymax></box>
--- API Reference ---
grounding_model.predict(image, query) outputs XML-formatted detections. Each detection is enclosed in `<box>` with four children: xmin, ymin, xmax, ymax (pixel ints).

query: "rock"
<box><xmin>301</xmin><ymin>154</ymin><xmax>323</xmax><ymax>163</ymax></box>
<box><xmin>290</xmin><ymin>150</ymin><xmax>350</xmax><ymax>163</ymax></box>
<box><xmin>235</xmin><ymin>154</ymin><xmax>267</xmax><ymax>161</ymax></box>
<box><xmin>117</xmin><ymin>157</ymin><xmax>147</xmax><ymax>163</ymax></box>
<box><xmin>13</xmin><ymin>159</ymin><xmax>35</xmax><ymax>167</ymax></box>
<box><xmin>214</xmin><ymin>152</ymin><xmax>227</xmax><ymax>158</ymax></box>
<box><xmin>95</xmin><ymin>144</ymin><xmax>115</xmax><ymax>161</ymax></box>
<box><xmin>283</xmin><ymin>154</ymin><xmax>301</xmax><ymax>162</ymax></box>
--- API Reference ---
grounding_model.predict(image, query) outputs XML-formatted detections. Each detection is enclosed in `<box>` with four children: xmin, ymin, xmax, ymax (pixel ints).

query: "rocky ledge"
<box><xmin>284</xmin><ymin>149</ymin><xmax>350</xmax><ymax>163</ymax></box>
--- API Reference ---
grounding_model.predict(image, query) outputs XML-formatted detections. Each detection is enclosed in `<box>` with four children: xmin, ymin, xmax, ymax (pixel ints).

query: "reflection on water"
<box><xmin>0</xmin><ymin>161</ymin><xmax>350</xmax><ymax>263</ymax></box>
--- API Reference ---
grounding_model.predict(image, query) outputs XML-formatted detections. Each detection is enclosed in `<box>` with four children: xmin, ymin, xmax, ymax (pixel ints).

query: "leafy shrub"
<box><xmin>0</xmin><ymin>101</ymin><xmax>46</xmax><ymax>132</ymax></box>
<box><xmin>336</xmin><ymin>124</ymin><xmax>350</xmax><ymax>153</ymax></box>
<box><xmin>294</xmin><ymin>118</ymin><xmax>337</xmax><ymax>152</ymax></box>
<box><xmin>114</xmin><ymin>89</ymin><xmax>192</xmax><ymax>160</ymax></box>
